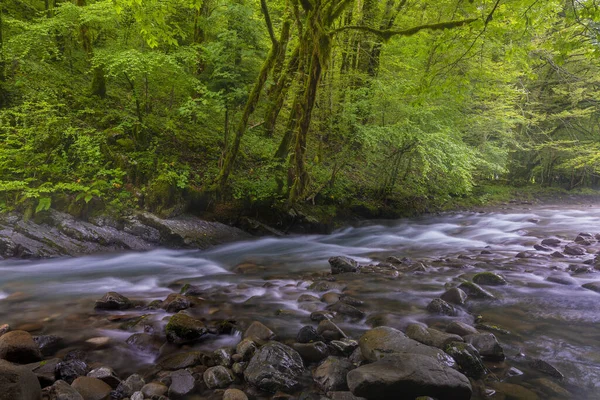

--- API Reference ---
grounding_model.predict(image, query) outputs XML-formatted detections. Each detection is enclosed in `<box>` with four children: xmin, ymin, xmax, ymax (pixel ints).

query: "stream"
<box><xmin>1</xmin><ymin>205</ymin><xmax>600</xmax><ymax>399</ymax></box>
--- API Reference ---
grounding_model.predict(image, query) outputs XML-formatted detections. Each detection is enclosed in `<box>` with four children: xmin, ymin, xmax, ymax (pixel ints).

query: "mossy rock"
<box><xmin>165</xmin><ymin>313</ymin><xmax>208</xmax><ymax>343</ymax></box>
<box><xmin>472</xmin><ymin>272</ymin><xmax>507</xmax><ymax>286</ymax></box>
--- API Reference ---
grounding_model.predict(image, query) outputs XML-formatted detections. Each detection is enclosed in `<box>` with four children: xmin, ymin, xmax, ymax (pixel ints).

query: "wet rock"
<box><xmin>534</xmin><ymin>244</ymin><xmax>552</xmax><ymax>252</ymax></box>
<box><xmin>568</xmin><ymin>264</ymin><xmax>594</xmax><ymax>274</ymax></box>
<box><xmin>292</xmin><ymin>342</ymin><xmax>330</xmax><ymax>363</ymax></box>
<box><xmin>440</xmin><ymin>287</ymin><xmax>467</xmax><ymax>305</ymax></box>
<box><xmin>203</xmin><ymin>366</ymin><xmax>234</xmax><ymax>389</ymax></box>
<box><xmin>564</xmin><ymin>244</ymin><xmax>585</xmax><ymax>256</ymax></box>
<box><xmin>541</xmin><ymin>238</ymin><xmax>561</xmax><ymax>247</ymax></box>
<box><xmin>458</xmin><ymin>281</ymin><xmax>495</xmax><ymax>299</ymax></box>
<box><xmin>0</xmin><ymin>359</ymin><xmax>42</xmax><ymax>400</ymax></box>
<box><xmin>475</xmin><ymin>323</ymin><xmax>510</xmax><ymax>335</ymax></box>
<box><xmin>244</xmin><ymin>342</ymin><xmax>304</xmax><ymax>393</ymax></box>
<box><xmin>308</xmin><ymin>281</ymin><xmax>347</xmax><ymax>292</ymax></box>
<box><xmin>531</xmin><ymin>378</ymin><xmax>570</xmax><ymax>397</ymax></box>
<box><xmin>169</xmin><ymin>369</ymin><xmax>195</xmax><ymax>398</ymax></box>
<box><xmin>298</xmin><ymin>294</ymin><xmax>320</xmax><ymax>302</ymax></box>
<box><xmin>321</xmin><ymin>292</ymin><xmax>340</xmax><ymax>304</ymax></box>
<box><xmin>213</xmin><ymin>348</ymin><xmax>234</xmax><ymax>368</ymax></box>
<box><xmin>489</xmin><ymin>382</ymin><xmax>538</xmax><ymax>400</ymax></box>
<box><xmin>129</xmin><ymin>392</ymin><xmax>143</xmax><ymax>400</ymax></box>
<box><xmin>223</xmin><ymin>388</ymin><xmax>248</xmax><ymax>400</ymax></box>
<box><xmin>444</xmin><ymin>342</ymin><xmax>486</xmax><ymax>379</ymax></box>
<box><xmin>243</xmin><ymin>321</ymin><xmax>276</xmax><ymax>343</ymax></box>
<box><xmin>165</xmin><ymin>313</ymin><xmax>208</xmax><ymax>343</ymax></box>
<box><xmin>582</xmin><ymin>281</ymin><xmax>600</xmax><ymax>293</ymax></box>
<box><xmin>71</xmin><ymin>377</ymin><xmax>112</xmax><ymax>400</ymax></box>
<box><xmin>49</xmin><ymin>379</ymin><xmax>84</xmax><ymax>400</ymax></box>
<box><xmin>87</xmin><ymin>368</ymin><xmax>120</xmax><ymax>389</ymax></box>
<box><xmin>329</xmin><ymin>338</ymin><xmax>359</xmax><ymax>356</ymax></box>
<box><xmin>141</xmin><ymin>382</ymin><xmax>168</xmax><ymax>398</ymax></box>
<box><xmin>158</xmin><ymin>351</ymin><xmax>202</xmax><ymax>370</ymax></box>
<box><xmin>472</xmin><ymin>272</ymin><xmax>507</xmax><ymax>286</ymax></box>
<box><xmin>464</xmin><ymin>333</ymin><xmax>504</xmax><ymax>361</ymax></box>
<box><xmin>426</xmin><ymin>298</ymin><xmax>458</xmax><ymax>316</ymax></box>
<box><xmin>0</xmin><ymin>330</ymin><xmax>42</xmax><ymax>364</ymax></box>
<box><xmin>547</xmin><ymin>274</ymin><xmax>577</xmax><ymax>285</ymax></box>
<box><xmin>358</xmin><ymin>327</ymin><xmax>455</xmax><ymax>367</ymax></box>
<box><xmin>346</xmin><ymin>353</ymin><xmax>471</xmax><ymax>400</ymax></box>
<box><xmin>115</xmin><ymin>374</ymin><xmax>145</xmax><ymax>398</ymax></box>
<box><xmin>528</xmin><ymin>358</ymin><xmax>564</xmax><ymax>379</ymax></box>
<box><xmin>94</xmin><ymin>292</ymin><xmax>132</xmax><ymax>311</ymax></box>
<box><xmin>297</xmin><ymin>326</ymin><xmax>324</xmax><ymax>344</ymax></box>
<box><xmin>161</xmin><ymin>294</ymin><xmax>191</xmax><ymax>313</ymax></box>
<box><xmin>329</xmin><ymin>256</ymin><xmax>360</xmax><ymax>274</ymax></box>
<box><xmin>313</xmin><ymin>356</ymin><xmax>354</xmax><ymax>392</ymax></box>
<box><xmin>575</xmin><ymin>235</ymin><xmax>593</xmax><ymax>245</ymax></box>
<box><xmin>125</xmin><ymin>333</ymin><xmax>162</xmax><ymax>355</ymax></box>
<box><xmin>406</xmin><ymin>324</ymin><xmax>463</xmax><ymax>349</ymax></box>
<box><xmin>27</xmin><ymin>357</ymin><xmax>59</xmax><ymax>387</ymax></box>
<box><xmin>232</xmin><ymin>362</ymin><xmax>247</xmax><ymax>375</ymax></box>
<box><xmin>446</xmin><ymin>322</ymin><xmax>478</xmax><ymax>337</ymax></box>
<box><xmin>551</xmin><ymin>251</ymin><xmax>566</xmax><ymax>258</ymax></box>
<box><xmin>0</xmin><ymin>324</ymin><xmax>9</xmax><ymax>337</ymax></box>
<box><xmin>326</xmin><ymin>302</ymin><xmax>365</xmax><ymax>319</ymax></box>
<box><xmin>236</xmin><ymin>339</ymin><xmax>257</xmax><ymax>361</ymax></box>
<box><xmin>55</xmin><ymin>359</ymin><xmax>88</xmax><ymax>384</ymax></box>
<box><xmin>32</xmin><ymin>335</ymin><xmax>63</xmax><ymax>357</ymax></box>
<box><xmin>310</xmin><ymin>311</ymin><xmax>336</xmax><ymax>322</ymax></box>
<box><xmin>317</xmin><ymin>320</ymin><xmax>346</xmax><ymax>341</ymax></box>
<box><xmin>516</xmin><ymin>251</ymin><xmax>534</xmax><ymax>259</ymax></box>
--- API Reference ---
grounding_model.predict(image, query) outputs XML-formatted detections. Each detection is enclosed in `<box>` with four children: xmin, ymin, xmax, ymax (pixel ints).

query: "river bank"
<box><xmin>1</xmin><ymin>206</ymin><xmax>600</xmax><ymax>399</ymax></box>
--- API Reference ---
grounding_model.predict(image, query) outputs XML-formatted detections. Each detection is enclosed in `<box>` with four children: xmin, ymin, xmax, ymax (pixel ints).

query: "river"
<box><xmin>1</xmin><ymin>205</ymin><xmax>599</xmax><ymax>399</ymax></box>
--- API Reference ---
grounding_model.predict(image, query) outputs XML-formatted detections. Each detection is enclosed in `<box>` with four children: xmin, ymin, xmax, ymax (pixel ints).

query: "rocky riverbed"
<box><xmin>1</xmin><ymin>206</ymin><xmax>600</xmax><ymax>399</ymax></box>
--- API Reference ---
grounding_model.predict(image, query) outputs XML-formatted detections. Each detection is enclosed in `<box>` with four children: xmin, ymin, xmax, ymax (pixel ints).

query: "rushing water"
<box><xmin>1</xmin><ymin>205</ymin><xmax>600</xmax><ymax>398</ymax></box>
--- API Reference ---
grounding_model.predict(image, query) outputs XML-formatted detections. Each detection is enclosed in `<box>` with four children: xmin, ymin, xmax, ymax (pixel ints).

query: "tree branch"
<box><xmin>331</xmin><ymin>18</ymin><xmax>478</xmax><ymax>40</ymax></box>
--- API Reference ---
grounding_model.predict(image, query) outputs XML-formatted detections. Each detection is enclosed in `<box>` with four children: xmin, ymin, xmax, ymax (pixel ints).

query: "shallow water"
<box><xmin>1</xmin><ymin>205</ymin><xmax>600</xmax><ymax>398</ymax></box>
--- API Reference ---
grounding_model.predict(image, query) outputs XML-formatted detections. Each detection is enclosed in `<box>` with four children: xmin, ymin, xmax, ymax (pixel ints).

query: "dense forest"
<box><xmin>0</xmin><ymin>0</ymin><xmax>599</xmax><ymax>219</ymax></box>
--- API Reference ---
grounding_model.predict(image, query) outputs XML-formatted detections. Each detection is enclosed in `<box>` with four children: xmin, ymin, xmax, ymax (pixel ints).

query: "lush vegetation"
<box><xmin>1</xmin><ymin>0</ymin><xmax>599</xmax><ymax>219</ymax></box>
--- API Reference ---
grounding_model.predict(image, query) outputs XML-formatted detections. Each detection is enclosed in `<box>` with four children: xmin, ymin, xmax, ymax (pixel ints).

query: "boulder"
<box><xmin>55</xmin><ymin>359</ymin><xmax>88</xmax><ymax>384</ymax></box>
<box><xmin>313</xmin><ymin>356</ymin><xmax>354</xmax><ymax>392</ymax></box>
<box><xmin>528</xmin><ymin>359</ymin><xmax>564</xmax><ymax>379</ymax></box>
<box><xmin>582</xmin><ymin>281</ymin><xmax>600</xmax><ymax>293</ymax></box>
<box><xmin>0</xmin><ymin>330</ymin><xmax>42</xmax><ymax>363</ymax></box>
<box><xmin>93</xmin><ymin>292</ymin><xmax>132</xmax><ymax>311</ymax></box>
<box><xmin>458</xmin><ymin>281</ymin><xmax>495</xmax><ymax>299</ymax></box>
<box><xmin>49</xmin><ymin>380</ymin><xmax>83</xmax><ymax>400</ymax></box>
<box><xmin>292</xmin><ymin>342</ymin><xmax>330</xmax><ymax>363</ymax></box>
<box><xmin>440</xmin><ymin>288</ymin><xmax>467</xmax><ymax>305</ymax></box>
<box><xmin>546</xmin><ymin>275</ymin><xmax>577</xmax><ymax>286</ymax></box>
<box><xmin>125</xmin><ymin>333</ymin><xmax>162</xmax><ymax>355</ymax></box>
<box><xmin>158</xmin><ymin>351</ymin><xmax>202</xmax><ymax>370</ymax></box>
<box><xmin>223</xmin><ymin>388</ymin><xmax>248</xmax><ymax>400</ymax></box>
<box><xmin>541</xmin><ymin>238</ymin><xmax>561</xmax><ymax>247</ymax></box>
<box><xmin>115</xmin><ymin>374</ymin><xmax>145</xmax><ymax>398</ymax></box>
<box><xmin>243</xmin><ymin>321</ymin><xmax>276</xmax><ymax>343</ymax></box>
<box><xmin>71</xmin><ymin>377</ymin><xmax>112</xmax><ymax>400</ymax></box>
<box><xmin>472</xmin><ymin>272</ymin><xmax>507</xmax><ymax>286</ymax></box>
<box><xmin>244</xmin><ymin>342</ymin><xmax>304</xmax><ymax>393</ymax></box>
<box><xmin>168</xmin><ymin>369</ymin><xmax>196</xmax><ymax>399</ymax></box>
<box><xmin>213</xmin><ymin>347</ymin><xmax>234</xmax><ymax>368</ymax></box>
<box><xmin>405</xmin><ymin>324</ymin><xmax>463</xmax><ymax>349</ymax></box>
<box><xmin>346</xmin><ymin>353</ymin><xmax>471</xmax><ymax>400</ymax></box>
<box><xmin>317</xmin><ymin>320</ymin><xmax>347</xmax><ymax>341</ymax></box>
<box><xmin>165</xmin><ymin>313</ymin><xmax>208</xmax><ymax>343</ymax></box>
<box><xmin>329</xmin><ymin>338</ymin><xmax>359</xmax><ymax>356</ymax></box>
<box><xmin>203</xmin><ymin>366</ymin><xmax>234</xmax><ymax>389</ymax></box>
<box><xmin>86</xmin><ymin>367</ymin><xmax>120</xmax><ymax>389</ymax></box>
<box><xmin>161</xmin><ymin>294</ymin><xmax>191</xmax><ymax>313</ymax></box>
<box><xmin>358</xmin><ymin>327</ymin><xmax>455</xmax><ymax>367</ymax></box>
<box><xmin>326</xmin><ymin>302</ymin><xmax>365</xmax><ymax>319</ymax></box>
<box><xmin>141</xmin><ymin>382</ymin><xmax>168</xmax><ymax>398</ymax></box>
<box><xmin>236</xmin><ymin>339</ymin><xmax>257</xmax><ymax>361</ymax></box>
<box><xmin>426</xmin><ymin>298</ymin><xmax>458</xmax><ymax>316</ymax></box>
<box><xmin>446</xmin><ymin>321</ymin><xmax>478</xmax><ymax>337</ymax></box>
<box><xmin>297</xmin><ymin>326</ymin><xmax>324</xmax><ymax>344</ymax></box>
<box><xmin>329</xmin><ymin>256</ymin><xmax>360</xmax><ymax>274</ymax></box>
<box><xmin>0</xmin><ymin>359</ymin><xmax>42</xmax><ymax>400</ymax></box>
<box><xmin>464</xmin><ymin>333</ymin><xmax>505</xmax><ymax>361</ymax></box>
<box><xmin>32</xmin><ymin>335</ymin><xmax>63</xmax><ymax>357</ymax></box>
<box><xmin>564</xmin><ymin>244</ymin><xmax>585</xmax><ymax>256</ymax></box>
<box><xmin>444</xmin><ymin>342</ymin><xmax>486</xmax><ymax>379</ymax></box>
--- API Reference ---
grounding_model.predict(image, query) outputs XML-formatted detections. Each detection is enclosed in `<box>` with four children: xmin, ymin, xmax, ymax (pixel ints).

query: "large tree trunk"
<box><xmin>264</xmin><ymin>45</ymin><xmax>300</xmax><ymax>137</ymax></box>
